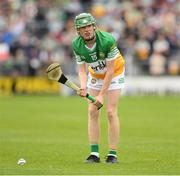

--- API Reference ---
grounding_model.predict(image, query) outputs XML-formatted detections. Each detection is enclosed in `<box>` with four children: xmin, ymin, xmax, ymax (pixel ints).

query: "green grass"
<box><xmin>0</xmin><ymin>95</ymin><xmax>179</xmax><ymax>175</ymax></box>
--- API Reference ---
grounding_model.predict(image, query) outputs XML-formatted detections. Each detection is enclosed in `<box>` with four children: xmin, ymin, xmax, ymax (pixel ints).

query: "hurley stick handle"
<box><xmin>86</xmin><ymin>94</ymin><xmax>96</xmax><ymax>102</ymax></box>
<box><xmin>86</xmin><ymin>93</ymin><xmax>103</xmax><ymax>110</ymax></box>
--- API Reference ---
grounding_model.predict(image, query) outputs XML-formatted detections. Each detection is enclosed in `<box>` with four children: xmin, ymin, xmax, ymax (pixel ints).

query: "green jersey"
<box><xmin>72</xmin><ymin>31</ymin><xmax>121</xmax><ymax>75</ymax></box>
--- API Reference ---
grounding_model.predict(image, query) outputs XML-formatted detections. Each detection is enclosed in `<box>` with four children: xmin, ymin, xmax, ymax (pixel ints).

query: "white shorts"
<box><xmin>87</xmin><ymin>71</ymin><xmax>125</xmax><ymax>90</ymax></box>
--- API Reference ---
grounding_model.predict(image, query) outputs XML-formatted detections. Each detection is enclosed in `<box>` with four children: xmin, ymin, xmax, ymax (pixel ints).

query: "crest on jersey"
<box><xmin>99</xmin><ymin>52</ymin><xmax>105</xmax><ymax>59</ymax></box>
<box><xmin>91</xmin><ymin>78</ymin><xmax>97</xmax><ymax>84</ymax></box>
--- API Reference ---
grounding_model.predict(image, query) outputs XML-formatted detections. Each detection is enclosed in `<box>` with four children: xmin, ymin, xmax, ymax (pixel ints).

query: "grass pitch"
<box><xmin>0</xmin><ymin>95</ymin><xmax>179</xmax><ymax>175</ymax></box>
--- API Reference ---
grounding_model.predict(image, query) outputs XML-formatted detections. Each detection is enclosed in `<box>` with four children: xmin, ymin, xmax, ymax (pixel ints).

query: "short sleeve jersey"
<box><xmin>72</xmin><ymin>31</ymin><xmax>121</xmax><ymax>74</ymax></box>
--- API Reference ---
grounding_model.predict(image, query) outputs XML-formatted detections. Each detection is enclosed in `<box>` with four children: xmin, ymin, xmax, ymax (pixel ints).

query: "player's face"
<box><xmin>77</xmin><ymin>24</ymin><xmax>95</xmax><ymax>41</ymax></box>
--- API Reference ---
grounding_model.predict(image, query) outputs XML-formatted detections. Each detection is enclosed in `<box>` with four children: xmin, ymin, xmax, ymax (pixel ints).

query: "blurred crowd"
<box><xmin>0</xmin><ymin>0</ymin><xmax>179</xmax><ymax>77</ymax></box>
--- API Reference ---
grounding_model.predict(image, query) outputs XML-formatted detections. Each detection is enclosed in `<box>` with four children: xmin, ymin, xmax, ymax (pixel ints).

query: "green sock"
<box><xmin>91</xmin><ymin>144</ymin><xmax>99</xmax><ymax>153</ymax></box>
<box><xmin>108</xmin><ymin>149</ymin><xmax>117</xmax><ymax>157</ymax></box>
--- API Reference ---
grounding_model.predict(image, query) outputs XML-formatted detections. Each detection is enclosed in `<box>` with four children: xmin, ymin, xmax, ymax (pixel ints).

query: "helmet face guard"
<box><xmin>75</xmin><ymin>13</ymin><xmax>96</xmax><ymax>29</ymax></box>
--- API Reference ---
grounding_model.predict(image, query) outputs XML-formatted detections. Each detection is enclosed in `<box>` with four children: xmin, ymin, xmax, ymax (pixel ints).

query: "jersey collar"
<box><xmin>85</xmin><ymin>43</ymin><xmax>96</xmax><ymax>51</ymax></box>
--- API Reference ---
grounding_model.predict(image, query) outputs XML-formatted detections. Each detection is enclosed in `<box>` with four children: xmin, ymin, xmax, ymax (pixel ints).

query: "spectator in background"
<box><xmin>134</xmin><ymin>34</ymin><xmax>151</xmax><ymax>73</ymax></box>
<box><xmin>149</xmin><ymin>33</ymin><xmax>170</xmax><ymax>75</ymax></box>
<box><xmin>0</xmin><ymin>42</ymin><xmax>10</xmax><ymax>62</ymax></box>
<box><xmin>149</xmin><ymin>51</ymin><xmax>166</xmax><ymax>75</ymax></box>
<box><xmin>153</xmin><ymin>34</ymin><xmax>170</xmax><ymax>57</ymax></box>
<box><xmin>167</xmin><ymin>52</ymin><xmax>180</xmax><ymax>75</ymax></box>
<box><xmin>0</xmin><ymin>0</ymin><xmax>179</xmax><ymax>77</ymax></box>
<box><xmin>168</xmin><ymin>59</ymin><xmax>179</xmax><ymax>75</ymax></box>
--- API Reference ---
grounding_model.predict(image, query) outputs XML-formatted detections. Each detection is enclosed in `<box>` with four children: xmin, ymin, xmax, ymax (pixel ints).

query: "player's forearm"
<box><xmin>78</xmin><ymin>71</ymin><xmax>87</xmax><ymax>89</ymax></box>
<box><xmin>78</xmin><ymin>63</ymin><xmax>87</xmax><ymax>89</ymax></box>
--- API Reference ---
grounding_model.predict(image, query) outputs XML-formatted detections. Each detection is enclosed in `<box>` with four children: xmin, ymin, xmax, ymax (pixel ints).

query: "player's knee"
<box><xmin>89</xmin><ymin>105</ymin><xmax>98</xmax><ymax>115</ymax></box>
<box><xmin>107</xmin><ymin>109</ymin><xmax>116</xmax><ymax>121</ymax></box>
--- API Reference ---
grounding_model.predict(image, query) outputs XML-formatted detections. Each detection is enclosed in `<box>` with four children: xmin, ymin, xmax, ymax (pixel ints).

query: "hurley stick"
<box><xmin>46</xmin><ymin>63</ymin><xmax>103</xmax><ymax>110</ymax></box>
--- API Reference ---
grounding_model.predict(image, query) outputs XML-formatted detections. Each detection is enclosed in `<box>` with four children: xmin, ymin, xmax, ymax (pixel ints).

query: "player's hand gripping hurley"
<box><xmin>46</xmin><ymin>63</ymin><xmax>103</xmax><ymax>110</ymax></box>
